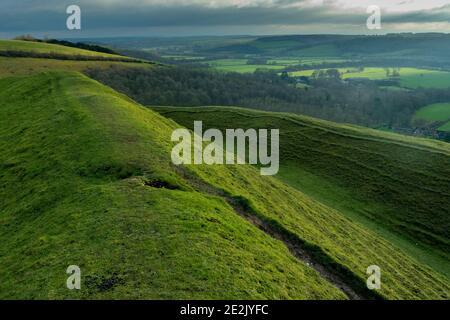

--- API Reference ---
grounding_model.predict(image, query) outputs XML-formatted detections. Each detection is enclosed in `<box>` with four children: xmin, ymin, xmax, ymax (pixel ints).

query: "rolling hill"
<box><xmin>0</xmin><ymin>71</ymin><xmax>351</xmax><ymax>299</ymax></box>
<box><xmin>208</xmin><ymin>34</ymin><xmax>450</xmax><ymax>63</ymax></box>
<box><xmin>0</xmin><ymin>40</ymin><xmax>449</xmax><ymax>300</ymax></box>
<box><xmin>0</xmin><ymin>40</ymin><xmax>125</xmax><ymax>59</ymax></box>
<box><xmin>0</xmin><ymin>39</ymin><xmax>151</xmax><ymax>78</ymax></box>
<box><xmin>153</xmin><ymin>106</ymin><xmax>450</xmax><ymax>277</ymax></box>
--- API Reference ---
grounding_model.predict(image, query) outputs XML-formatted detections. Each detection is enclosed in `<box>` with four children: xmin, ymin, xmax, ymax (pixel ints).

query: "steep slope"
<box><xmin>154</xmin><ymin>106</ymin><xmax>450</xmax><ymax>278</ymax></box>
<box><xmin>0</xmin><ymin>71</ymin><xmax>448</xmax><ymax>299</ymax></box>
<box><xmin>0</xmin><ymin>71</ymin><xmax>348</xmax><ymax>299</ymax></box>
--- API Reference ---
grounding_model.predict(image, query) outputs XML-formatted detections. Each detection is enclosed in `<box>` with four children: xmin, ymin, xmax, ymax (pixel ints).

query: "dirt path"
<box><xmin>176</xmin><ymin>167</ymin><xmax>382</xmax><ymax>300</ymax></box>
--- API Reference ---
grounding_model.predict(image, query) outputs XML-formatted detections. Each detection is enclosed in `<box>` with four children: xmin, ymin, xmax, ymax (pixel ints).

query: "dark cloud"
<box><xmin>384</xmin><ymin>4</ymin><xmax>450</xmax><ymax>23</ymax></box>
<box><xmin>0</xmin><ymin>1</ymin><xmax>449</xmax><ymax>37</ymax></box>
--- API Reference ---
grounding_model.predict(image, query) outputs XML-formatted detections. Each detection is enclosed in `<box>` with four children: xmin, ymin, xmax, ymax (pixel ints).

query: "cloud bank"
<box><xmin>1</xmin><ymin>0</ymin><xmax>450</xmax><ymax>37</ymax></box>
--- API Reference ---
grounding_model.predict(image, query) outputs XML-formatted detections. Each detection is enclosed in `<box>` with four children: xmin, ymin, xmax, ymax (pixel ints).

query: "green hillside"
<box><xmin>415</xmin><ymin>103</ymin><xmax>450</xmax><ymax>121</ymax></box>
<box><xmin>0</xmin><ymin>38</ymin><xmax>150</xmax><ymax>78</ymax></box>
<box><xmin>154</xmin><ymin>106</ymin><xmax>450</xmax><ymax>278</ymax></box>
<box><xmin>0</xmin><ymin>71</ymin><xmax>351</xmax><ymax>299</ymax></box>
<box><xmin>0</xmin><ymin>40</ymin><xmax>449</xmax><ymax>300</ymax></box>
<box><xmin>207</xmin><ymin>59</ymin><xmax>285</xmax><ymax>73</ymax></box>
<box><xmin>0</xmin><ymin>40</ymin><xmax>123</xmax><ymax>58</ymax></box>
<box><xmin>1</xmin><ymin>72</ymin><xmax>449</xmax><ymax>299</ymax></box>
<box><xmin>0</xmin><ymin>56</ymin><xmax>149</xmax><ymax>77</ymax></box>
<box><xmin>439</xmin><ymin>122</ymin><xmax>450</xmax><ymax>132</ymax></box>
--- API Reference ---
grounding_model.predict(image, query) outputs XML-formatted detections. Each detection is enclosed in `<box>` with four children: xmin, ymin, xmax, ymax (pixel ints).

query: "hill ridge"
<box><xmin>154</xmin><ymin>106</ymin><xmax>450</xmax><ymax>279</ymax></box>
<box><xmin>0</xmin><ymin>67</ymin><xmax>448</xmax><ymax>299</ymax></box>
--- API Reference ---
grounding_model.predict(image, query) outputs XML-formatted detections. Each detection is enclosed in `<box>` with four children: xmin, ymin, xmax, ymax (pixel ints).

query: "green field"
<box><xmin>267</xmin><ymin>59</ymin><xmax>302</xmax><ymax>65</ymax></box>
<box><xmin>439</xmin><ymin>122</ymin><xmax>450</xmax><ymax>132</ymax></box>
<box><xmin>290</xmin><ymin>67</ymin><xmax>450</xmax><ymax>89</ymax></box>
<box><xmin>1</xmin><ymin>39</ymin><xmax>449</xmax><ymax>300</ymax></box>
<box><xmin>155</xmin><ymin>106</ymin><xmax>450</xmax><ymax>280</ymax></box>
<box><xmin>206</xmin><ymin>57</ymin><xmax>349</xmax><ymax>73</ymax></box>
<box><xmin>161</xmin><ymin>55</ymin><xmax>205</xmax><ymax>61</ymax></box>
<box><xmin>207</xmin><ymin>59</ymin><xmax>285</xmax><ymax>73</ymax></box>
<box><xmin>289</xmin><ymin>44</ymin><xmax>340</xmax><ymax>57</ymax></box>
<box><xmin>414</xmin><ymin>103</ymin><xmax>450</xmax><ymax>132</ymax></box>
<box><xmin>268</xmin><ymin>58</ymin><xmax>348</xmax><ymax>65</ymax></box>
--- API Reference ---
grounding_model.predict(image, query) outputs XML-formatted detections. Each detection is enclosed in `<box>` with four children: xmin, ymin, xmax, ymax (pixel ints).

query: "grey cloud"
<box><xmin>0</xmin><ymin>1</ymin><xmax>449</xmax><ymax>35</ymax></box>
<box><xmin>384</xmin><ymin>4</ymin><xmax>450</xmax><ymax>23</ymax></box>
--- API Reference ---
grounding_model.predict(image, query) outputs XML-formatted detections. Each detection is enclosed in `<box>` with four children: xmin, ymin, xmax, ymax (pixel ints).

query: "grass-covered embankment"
<box><xmin>155</xmin><ymin>106</ymin><xmax>450</xmax><ymax>280</ymax></box>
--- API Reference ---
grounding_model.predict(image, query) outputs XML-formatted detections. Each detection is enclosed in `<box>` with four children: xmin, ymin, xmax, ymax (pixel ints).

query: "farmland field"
<box><xmin>439</xmin><ymin>122</ymin><xmax>450</xmax><ymax>132</ymax></box>
<box><xmin>161</xmin><ymin>55</ymin><xmax>206</xmax><ymax>61</ymax></box>
<box><xmin>269</xmin><ymin>58</ymin><xmax>349</xmax><ymax>65</ymax></box>
<box><xmin>290</xmin><ymin>67</ymin><xmax>450</xmax><ymax>89</ymax></box>
<box><xmin>414</xmin><ymin>103</ymin><xmax>450</xmax><ymax>132</ymax></box>
<box><xmin>415</xmin><ymin>103</ymin><xmax>450</xmax><ymax>122</ymax></box>
<box><xmin>205</xmin><ymin>57</ymin><xmax>349</xmax><ymax>73</ymax></box>
<box><xmin>206</xmin><ymin>59</ymin><xmax>285</xmax><ymax>73</ymax></box>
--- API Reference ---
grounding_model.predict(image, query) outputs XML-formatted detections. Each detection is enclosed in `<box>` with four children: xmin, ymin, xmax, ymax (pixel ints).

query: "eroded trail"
<box><xmin>176</xmin><ymin>167</ymin><xmax>383</xmax><ymax>300</ymax></box>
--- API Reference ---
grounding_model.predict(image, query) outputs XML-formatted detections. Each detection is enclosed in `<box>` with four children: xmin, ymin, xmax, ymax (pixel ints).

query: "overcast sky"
<box><xmin>1</xmin><ymin>0</ymin><xmax>450</xmax><ymax>38</ymax></box>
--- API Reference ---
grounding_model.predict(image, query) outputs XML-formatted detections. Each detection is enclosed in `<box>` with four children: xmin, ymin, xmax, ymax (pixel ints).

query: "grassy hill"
<box><xmin>154</xmin><ymin>106</ymin><xmax>450</xmax><ymax>278</ymax></box>
<box><xmin>1</xmin><ymin>71</ymin><xmax>448</xmax><ymax>299</ymax></box>
<box><xmin>0</xmin><ymin>40</ymin><xmax>123</xmax><ymax>58</ymax></box>
<box><xmin>0</xmin><ymin>39</ymin><xmax>151</xmax><ymax>78</ymax></box>
<box><xmin>207</xmin><ymin>59</ymin><xmax>285</xmax><ymax>73</ymax></box>
<box><xmin>0</xmin><ymin>71</ymin><xmax>352</xmax><ymax>299</ymax></box>
<box><xmin>0</xmin><ymin>40</ymin><xmax>449</xmax><ymax>299</ymax></box>
<box><xmin>0</xmin><ymin>56</ymin><xmax>149</xmax><ymax>77</ymax></box>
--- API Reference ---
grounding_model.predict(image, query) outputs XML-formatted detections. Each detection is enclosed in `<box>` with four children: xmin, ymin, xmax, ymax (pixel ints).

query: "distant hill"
<box><xmin>206</xmin><ymin>33</ymin><xmax>450</xmax><ymax>67</ymax></box>
<box><xmin>0</xmin><ymin>40</ymin><xmax>141</xmax><ymax>63</ymax></box>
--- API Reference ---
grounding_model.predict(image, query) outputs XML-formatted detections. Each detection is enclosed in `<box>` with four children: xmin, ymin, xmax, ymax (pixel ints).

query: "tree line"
<box><xmin>85</xmin><ymin>65</ymin><xmax>450</xmax><ymax>130</ymax></box>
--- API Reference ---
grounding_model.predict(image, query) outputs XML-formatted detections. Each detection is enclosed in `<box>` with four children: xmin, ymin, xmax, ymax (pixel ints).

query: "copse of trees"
<box><xmin>311</xmin><ymin>69</ymin><xmax>342</xmax><ymax>80</ymax></box>
<box><xmin>45</xmin><ymin>39</ymin><xmax>118</xmax><ymax>55</ymax></box>
<box><xmin>86</xmin><ymin>65</ymin><xmax>303</xmax><ymax>107</ymax></box>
